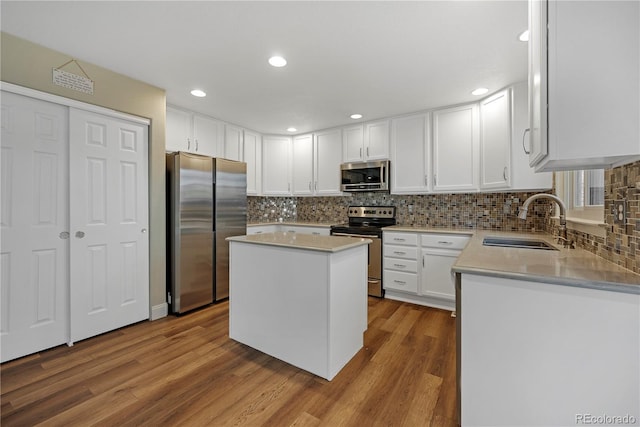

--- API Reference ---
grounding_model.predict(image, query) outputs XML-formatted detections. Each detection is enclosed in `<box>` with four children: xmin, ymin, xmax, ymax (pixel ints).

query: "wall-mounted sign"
<box><xmin>52</xmin><ymin>59</ymin><xmax>94</xmax><ymax>95</ymax></box>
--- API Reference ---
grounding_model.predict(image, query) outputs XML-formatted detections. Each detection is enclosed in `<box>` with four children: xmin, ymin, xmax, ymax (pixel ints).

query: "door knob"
<box><xmin>141</xmin><ymin>228</ymin><xmax>147</xmax><ymax>233</ymax></box>
<box><xmin>75</xmin><ymin>231</ymin><xmax>85</xmax><ymax>239</ymax></box>
<box><xmin>59</xmin><ymin>231</ymin><xmax>70</xmax><ymax>239</ymax></box>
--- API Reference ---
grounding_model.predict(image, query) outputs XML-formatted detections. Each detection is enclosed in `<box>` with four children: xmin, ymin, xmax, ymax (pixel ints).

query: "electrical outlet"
<box><xmin>613</xmin><ymin>200</ymin><xmax>627</xmax><ymax>224</ymax></box>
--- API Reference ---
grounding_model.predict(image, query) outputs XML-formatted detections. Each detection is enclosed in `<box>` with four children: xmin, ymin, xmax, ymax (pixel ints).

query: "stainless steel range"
<box><xmin>330</xmin><ymin>206</ymin><xmax>396</xmax><ymax>297</ymax></box>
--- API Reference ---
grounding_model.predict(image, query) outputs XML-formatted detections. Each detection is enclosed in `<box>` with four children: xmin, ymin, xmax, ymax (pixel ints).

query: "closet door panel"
<box><xmin>0</xmin><ymin>91</ymin><xmax>69</xmax><ymax>362</ymax></box>
<box><xmin>69</xmin><ymin>109</ymin><xmax>149</xmax><ymax>343</ymax></box>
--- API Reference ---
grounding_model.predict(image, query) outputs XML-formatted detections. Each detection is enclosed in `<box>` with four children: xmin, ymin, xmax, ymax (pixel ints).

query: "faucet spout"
<box><xmin>519</xmin><ymin>193</ymin><xmax>572</xmax><ymax>247</ymax></box>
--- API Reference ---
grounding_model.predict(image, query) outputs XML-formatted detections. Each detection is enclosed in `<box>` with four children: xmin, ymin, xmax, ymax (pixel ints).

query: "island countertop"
<box><xmin>227</xmin><ymin>232</ymin><xmax>371</xmax><ymax>253</ymax></box>
<box><xmin>452</xmin><ymin>230</ymin><xmax>640</xmax><ymax>294</ymax></box>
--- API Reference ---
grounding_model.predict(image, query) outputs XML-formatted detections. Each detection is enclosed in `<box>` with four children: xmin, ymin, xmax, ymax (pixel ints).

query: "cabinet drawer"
<box><xmin>384</xmin><ymin>257</ymin><xmax>418</xmax><ymax>273</ymax></box>
<box><xmin>384</xmin><ymin>232</ymin><xmax>418</xmax><ymax>246</ymax></box>
<box><xmin>384</xmin><ymin>245</ymin><xmax>418</xmax><ymax>260</ymax></box>
<box><xmin>421</xmin><ymin>233</ymin><xmax>470</xmax><ymax>250</ymax></box>
<box><xmin>384</xmin><ymin>270</ymin><xmax>418</xmax><ymax>293</ymax></box>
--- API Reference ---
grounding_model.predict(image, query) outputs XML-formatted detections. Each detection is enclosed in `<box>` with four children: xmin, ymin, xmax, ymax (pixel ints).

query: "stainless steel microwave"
<box><xmin>340</xmin><ymin>160</ymin><xmax>390</xmax><ymax>192</ymax></box>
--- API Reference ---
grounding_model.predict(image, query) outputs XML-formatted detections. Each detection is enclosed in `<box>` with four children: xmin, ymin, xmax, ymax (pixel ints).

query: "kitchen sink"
<box><xmin>482</xmin><ymin>236</ymin><xmax>558</xmax><ymax>251</ymax></box>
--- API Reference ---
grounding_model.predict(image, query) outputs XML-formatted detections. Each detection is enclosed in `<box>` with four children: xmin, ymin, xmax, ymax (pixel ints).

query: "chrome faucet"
<box><xmin>518</xmin><ymin>194</ymin><xmax>574</xmax><ymax>249</ymax></box>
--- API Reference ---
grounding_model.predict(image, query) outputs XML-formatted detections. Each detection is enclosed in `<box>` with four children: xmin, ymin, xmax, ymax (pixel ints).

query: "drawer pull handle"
<box><xmin>438</xmin><ymin>241</ymin><xmax>453</xmax><ymax>245</ymax></box>
<box><xmin>393</xmin><ymin>264</ymin><xmax>405</xmax><ymax>268</ymax></box>
<box><xmin>393</xmin><ymin>251</ymin><xmax>406</xmax><ymax>255</ymax></box>
<box><xmin>393</xmin><ymin>280</ymin><xmax>406</xmax><ymax>285</ymax></box>
<box><xmin>393</xmin><ymin>238</ymin><xmax>405</xmax><ymax>241</ymax></box>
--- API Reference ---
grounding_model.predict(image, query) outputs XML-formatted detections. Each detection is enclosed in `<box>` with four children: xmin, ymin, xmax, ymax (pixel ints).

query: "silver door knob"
<box><xmin>59</xmin><ymin>231</ymin><xmax>70</xmax><ymax>239</ymax></box>
<box><xmin>141</xmin><ymin>228</ymin><xmax>147</xmax><ymax>233</ymax></box>
<box><xmin>75</xmin><ymin>231</ymin><xmax>85</xmax><ymax>238</ymax></box>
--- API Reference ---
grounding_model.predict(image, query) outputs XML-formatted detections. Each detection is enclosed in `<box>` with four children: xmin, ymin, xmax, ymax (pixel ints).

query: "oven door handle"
<box><xmin>331</xmin><ymin>232</ymin><xmax>377</xmax><ymax>239</ymax></box>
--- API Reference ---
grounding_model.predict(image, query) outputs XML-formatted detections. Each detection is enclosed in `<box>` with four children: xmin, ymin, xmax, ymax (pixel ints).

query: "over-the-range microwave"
<box><xmin>340</xmin><ymin>160</ymin><xmax>390</xmax><ymax>192</ymax></box>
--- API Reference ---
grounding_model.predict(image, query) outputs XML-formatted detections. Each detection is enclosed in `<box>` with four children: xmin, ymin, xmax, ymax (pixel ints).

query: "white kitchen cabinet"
<box><xmin>292</xmin><ymin>134</ymin><xmax>314</xmax><ymax>196</ymax></box>
<box><xmin>281</xmin><ymin>225</ymin><xmax>330</xmax><ymax>236</ymax></box>
<box><xmin>292</xmin><ymin>129</ymin><xmax>342</xmax><ymax>196</ymax></box>
<box><xmin>390</xmin><ymin>113</ymin><xmax>430</xmax><ymax>194</ymax></box>
<box><xmin>342</xmin><ymin>121</ymin><xmax>389</xmax><ymax>162</ymax></box>
<box><xmin>510</xmin><ymin>82</ymin><xmax>552</xmax><ymax>190</ymax></box>
<box><xmin>479</xmin><ymin>89</ymin><xmax>511</xmax><ymax>190</ymax></box>
<box><xmin>224</xmin><ymin>124</ymin><xmax>243</xmax><ymax>161</ymax></box>
<box><xmin>314</xmin><ymin>128</ymin><xmax>343</xmax><ymax>195</ymax></box>
<box><xmin>243</xmin><ymin>130</ymin><xmax>261</xmax><ymax>195</ymax></box>
<box><xmin>262</xmin><ymin>135</ymin><xmax>292</xmax><ymax>196</ymax></box>
<box><xmin>166</xmin><ymin>106</ymin><xmax>223</xmax><ymax>157</ymax></box>
<box><xmin>432</xmin><ymin>104</ymin><xmax>479</xmax><ymax>192</ymax></box>
<box><xmin>383</xmin><ymin>232</ymin><xmax>420</xmax><ymax>296</ymax></box>
<box><xmin>192</xmin><ymin>114</ymin><xmax>224</xmax><ymax>157</ymax></box>
<box><xmin>528</xmin><ymin>0</ymin><xmax>640</xmax><ymax>171</ymax></box>
<box><xmin>246</xmin><ymin>224</ymin><xmax>279</xmax><ymax>235</ymax></box>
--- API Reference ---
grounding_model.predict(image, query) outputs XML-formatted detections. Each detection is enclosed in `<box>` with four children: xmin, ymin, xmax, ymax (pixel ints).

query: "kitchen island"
<box><xmin>453</xmin><ymin>231</ymin><xmax>640</xmax><ymax>426</ymax></box>
<box><xmin>226</xmin><ymin>232</ymin><xmax>370</xmax><ymax>381</ymax></box>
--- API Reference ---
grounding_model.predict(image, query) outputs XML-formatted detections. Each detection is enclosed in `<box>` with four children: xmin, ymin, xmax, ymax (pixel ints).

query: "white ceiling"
<box><xmin>1</xmin><ymin>1</ymin><xmax>529</xmax><ymax>135</ymax></box>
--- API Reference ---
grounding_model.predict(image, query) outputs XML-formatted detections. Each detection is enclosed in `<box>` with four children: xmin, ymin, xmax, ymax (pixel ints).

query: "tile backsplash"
<box><xmin>248</xmin><ymin>159</ymin><xmax>640</xmax><ymax>275</ymax></box>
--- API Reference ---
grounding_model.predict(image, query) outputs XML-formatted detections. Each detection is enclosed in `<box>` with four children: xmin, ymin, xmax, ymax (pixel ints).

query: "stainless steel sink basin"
<box><xmin>482</xmin><ymin>236</ymin><xmax>558</xmax><ymax>251</ymax></box>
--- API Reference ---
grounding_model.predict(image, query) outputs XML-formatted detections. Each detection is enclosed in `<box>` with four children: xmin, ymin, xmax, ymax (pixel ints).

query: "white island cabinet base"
<box><xmin>460</xmin><ymin>273</ymin><xmax>640</xmax><ymax>427</ymax></box>
<box><xmin>228</xmin><ymin>235</ymin><xmax>368</xmax><ymax>381</ymax></box>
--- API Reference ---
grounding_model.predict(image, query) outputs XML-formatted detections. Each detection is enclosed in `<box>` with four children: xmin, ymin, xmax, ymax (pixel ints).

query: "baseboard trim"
<box><xmin>150</xmin><ymin>302</ymin><xmax>169</xmax><ymax>320</ymax></box>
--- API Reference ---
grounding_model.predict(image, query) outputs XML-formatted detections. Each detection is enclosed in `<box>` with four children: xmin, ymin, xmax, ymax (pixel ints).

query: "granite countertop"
<box><xmin>452</xmin><ymin>230</ymin><xmax>640</xmax><ymax>295</ymax></box>
<box><xmin>227</xmin><ymin>231</ymin><xmax>371</xmax><ymax>253</ymax></box>
<box><xmin>247</xmin><ymin>221</ymin><xmax>333</xmax><ymax>228</ymax></box>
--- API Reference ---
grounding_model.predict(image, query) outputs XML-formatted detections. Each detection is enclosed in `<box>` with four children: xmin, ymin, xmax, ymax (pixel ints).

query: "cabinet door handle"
<box><xmin>433</xmin><ymin>174</ymin><xmax>437</xmax><ymax>186</ymax></box>
<box><xmin>195</xmin><ymin>139</ymin><xmax>199</xmax><ymax>151</ymax></box>
<box><xmin>309</xmin><ymin>182</ymin><xmax>312</xmax><ymax>191</ymax></box>
<box><xmin>522</xmin><ymin>128</ymin><xmax>531</xmax><ymax>154</ymax></box>
<box><xmin>288</xmin><ymin>183</ymin><xmax>291</xmax><ymax>192</ymax></box>
<box><xmin>503</xmin><ymin>166</ymin><xmax>508</xmax><ymax>181</ymax></box>
<box><xmin>187</xmin><ymin>138</ymin><xmax>191</xmax><ymax>150</ymax></box>
<box><xmin>315</xmin><ymin>181</ymin><xmax>318</xmax><ymax>191</ymax></box>
<box><xmin>366</xmin><ymin>147</ymin><xmax>370</xmax><ymax>157</ymax></box>
<box><xmin>360</xmin><ymin>147</ymin><xmax>362</xmax><ymax>158</ymax></box>
<box><xmin>424</xmin><ymin>175</ymin><xmax>428</xmax><ymax>186</ymax></box>
<box><xmin>75</xmin><ymin>231</ymin><xmax>85</xmax><ymax>239</ymax></box>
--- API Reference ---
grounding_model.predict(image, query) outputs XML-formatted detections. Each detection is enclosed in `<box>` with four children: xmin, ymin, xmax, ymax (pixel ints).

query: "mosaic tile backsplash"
<box><xmin>249</xmin><ymin>159</ymin><xmax>640</xmax><ymax>275</ymax></box>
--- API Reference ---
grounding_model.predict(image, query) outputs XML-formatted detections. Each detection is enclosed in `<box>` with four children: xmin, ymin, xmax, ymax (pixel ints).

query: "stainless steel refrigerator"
<box><xmin>166</xmin><ymin>152</ymin><xmax>247</xmax><ymax>314</ymax></box>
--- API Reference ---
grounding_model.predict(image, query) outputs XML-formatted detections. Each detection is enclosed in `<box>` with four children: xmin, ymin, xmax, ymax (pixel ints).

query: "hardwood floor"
<box><xmin>1</xmin><ymin>297</ymin><xmax>457</xmax><ymax>426</ymax></box>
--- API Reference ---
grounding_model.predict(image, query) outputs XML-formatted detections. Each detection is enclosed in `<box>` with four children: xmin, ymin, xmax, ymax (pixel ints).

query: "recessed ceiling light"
<box><xmin>287</xmin><ymin>127</ymin><xmax>297</xmax><ymax>132</ymax></box>
<box><xmin>518</xmin><ymin>30</ymin><xmax>530</xmax><ymax>42</ymax></box>
<box><xmin>190</xmin><ymin>89</ymin><xmax>206</xmax><ymax>97</ymax></box>
<box><xmin>268</xmin><ymin>56</ymin><xmax>287</xmax><ymax>67</ymax></box>
<box><xmin>350</xmin><ymin>114</ymin><xmax>363</xmax><ymax>119</ymax></box>
<box><xmin>471</xmin><ymin>87</ymin><xmax>489</xmax><ymax>96</ymax></box>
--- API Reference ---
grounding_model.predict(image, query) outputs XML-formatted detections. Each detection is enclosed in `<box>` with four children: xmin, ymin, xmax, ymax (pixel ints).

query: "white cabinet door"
<box><xmin>292</xmin><ymin>134</ymin><xmax>314</xmax><ymax>195</ymax></box>
<box><xmin>432</xmin><ymin>104</ymin><xmax>479</xmax><ymax>192</ymax></box>
<box><xmin>166</xmin><ymin>106</ymin><xmax>191</xmax><ymax>152</ymax></box>
<box><xmin>262</xmin><ymin>136</ymin><xmax>291</xmax><ymax>195</ymax></box>
<box><xmin>69</xmin><ymin>109</ymin><xmax>149</xmax><ymax>343</ymax></box>
<box><xmin>0</xmin><ymin>92</ymin><xmax>69</xmax><ymax>362</ymax></box>
<box><xmin>193</xmin><ymin>114</ymin><xmax>223</xmax><ymax>157</ymax></box>
<box><xmin>527</xmin><ymin>0</ymin><xmax>548</xmax><ymax>167</ymax></box>
<box><xmin>225</xmin><ymin>124</ymin><xmax>243</xmax><ymax>161</ymax></box>
<box><xmin>480</xmin><ymin>89</ymin><xmax>511</xmax><ymax>190</ymax></box>
<box><xmin>314</xmin><ymin>128</ymin><xmax>342</xmax><ymax>195</ymax></box>
<box><xmin>364</xmin><ymin>120</ymin><xmax>390</xmax><ymax>160</ymax></box>
<box><xmin>391</xmin><ymin>113</ymin><xmax>430</xmax><ymax>194</ymax></box>
<box><xmin>421</xmin><ymin>249</ymin><xmax>457</xmax><ymax>302</ymax></box>
<box><xmin>243</xmin><ymin>130</ymin><xmax>261</xmax><ymax>196</ymax></box>
<box><xmin>342</xmin><ymin>124</ymin><xmax>364</xmax><ymax>162</ymax></box>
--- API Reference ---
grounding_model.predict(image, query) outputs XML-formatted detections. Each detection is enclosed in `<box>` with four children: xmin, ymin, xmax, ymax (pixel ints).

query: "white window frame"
<box><xmin>555</xmin><ymin>170</ymin><xmax>604</xmax><ymax>224</ymax></box>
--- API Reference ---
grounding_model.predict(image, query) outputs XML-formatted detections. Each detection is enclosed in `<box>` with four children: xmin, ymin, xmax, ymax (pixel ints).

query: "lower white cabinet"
<box><xmin>383</xmin><ymin>230</ymin><xmax>470</xmax><ymax>309</ymax></box>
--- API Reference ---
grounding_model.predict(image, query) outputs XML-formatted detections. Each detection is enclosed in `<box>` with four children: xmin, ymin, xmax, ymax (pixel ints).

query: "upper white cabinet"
<box><xmin>314</xmin><ymin>128</ymin><xmax>343</xmax><ymax>195</ymax></box>
<box><xmin>343</xmin><ymin>120</ymin><xmax>390</xmax><ymax>162</ymax></box>
<box><xmin>292</xmin><ymin>129</ymin><xmax>343</xmax><ymax>196</ymax></box>
<box><xmin>292</xmin><ymin>134</ymin><xmax>314</xmax><ymax>196</ymax></box>
<box><xmin>224</xmin><ymin>124</ymin><xmax>243</xmax><ymax>161</ymax></box>
<box><xmin>432</xmin><ymin>104</ymin><xmax>479</xmax><ymax>192</ymax></box>
<box><xmin>243</xmin><ymin>130</ymin><xmax>262</xmax><ymax>196</ymax></box>
<box><xmin>479</xmin><ymin>89</ymin><xmax>511</xmax><ymax>190</ymax></box>
<box><xmin>262</xmin><ymin>135</ymin><xmax>291</xmax><ymax>196</ymax></box>
<box><xmin>390</xmin><ymin>113</ymin><xmax>430</xmax><ymax>194</ymax></box>
<box><xmin>166</xmin><ymin>106</ymin><xmax>223</xmax><ymax>157</ymax></box>
<box><xmin>528</xmin><ymin>0</ymin><xmax>640</xmax><ymax>171</ymax></box>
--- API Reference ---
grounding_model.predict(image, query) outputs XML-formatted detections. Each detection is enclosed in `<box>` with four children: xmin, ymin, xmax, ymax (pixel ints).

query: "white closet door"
<box><xmin>69</xmin><ymin>108</ymin><xmax>149</xmax><ymax>343</ymax></box>
<box><xmin>0</xmin><ymin>92</ymin><xmax>69</xmax><ymax>362</ymax></box>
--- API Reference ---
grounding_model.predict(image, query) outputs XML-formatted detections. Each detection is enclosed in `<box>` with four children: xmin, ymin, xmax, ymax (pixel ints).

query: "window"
<box><xmin>555</xmin><ymin>169</ymin><xmax>605</xmax><ymax>222</ymax></box>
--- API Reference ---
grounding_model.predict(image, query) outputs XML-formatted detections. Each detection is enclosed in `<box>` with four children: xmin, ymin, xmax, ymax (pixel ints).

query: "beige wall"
<box><xmin>0</xmin><ymin>32</ymin><xmax>167</xmax><ymax>313</ymax></box>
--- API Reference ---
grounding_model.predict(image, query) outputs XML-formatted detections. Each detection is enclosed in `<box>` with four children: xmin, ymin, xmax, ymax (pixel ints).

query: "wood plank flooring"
<box><xmin>1</xmin><ymin>297</ymin><xmax>457</xmax><ymax>427</ymax></box>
